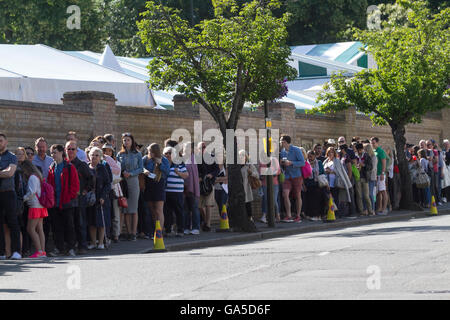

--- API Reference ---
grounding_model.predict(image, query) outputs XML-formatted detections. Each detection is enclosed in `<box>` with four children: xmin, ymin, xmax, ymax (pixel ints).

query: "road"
<box><xmin>1</xmin><ymin>214</ymin><xmax>450</xmax><ymax>300</ymax></box>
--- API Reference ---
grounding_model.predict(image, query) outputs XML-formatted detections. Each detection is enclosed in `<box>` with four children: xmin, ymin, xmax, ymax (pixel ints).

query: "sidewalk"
<box><xmin>93</xmin><ymin>202</ymin><xmax>450</xmax><ymax>257</ymax></box>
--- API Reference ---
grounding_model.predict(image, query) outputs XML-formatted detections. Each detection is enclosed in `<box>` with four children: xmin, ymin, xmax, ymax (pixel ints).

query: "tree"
<box><xmin>310</xmin><ymin>0</ymin><xmax>449</xmax><ymax>210</ymax></box>
<box><xmin>284</xmin><ymin>0</ymin><xmax>369</xmax><ymax>45</ymax></box>
<box><xmin>138</xmin><ymin>0</ymin><xmax>297</xmax><ymax>231</ymax></box>
<box><xmin>0</xmin><ymin>0</ymin><xmax>105</xmax><ymax>51</ymax></box>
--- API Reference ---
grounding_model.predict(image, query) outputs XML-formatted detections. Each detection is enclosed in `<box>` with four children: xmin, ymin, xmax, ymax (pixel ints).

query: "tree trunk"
<box><xmin>391</xmin><ymin>123</ymin><xmax>422</xmax><ymax>211</ymax></box>
<box><xmin>223</xmin><ymin>129</ymin><xmax>258</xmax><ymax>232</ymax></box>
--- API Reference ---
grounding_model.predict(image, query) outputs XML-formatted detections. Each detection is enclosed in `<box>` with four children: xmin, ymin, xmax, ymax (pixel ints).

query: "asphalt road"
<box><xmin>1</xmin><ymin>214</ymin><xmax>450</xmax><ymax>300</ymax></box>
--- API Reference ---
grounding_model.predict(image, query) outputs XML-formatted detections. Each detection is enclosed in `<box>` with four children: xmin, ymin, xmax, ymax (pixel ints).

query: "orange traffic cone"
<box><xmin>326</xmin><ymin>196</ymin><xmax>336</xmax><ymax>222</ymax></box>
<box><xmin>150</xmin><ymin>220</ymin><xmax>167</xmax><ymax>252</ymax></box>
<box><xmin>429</xmin><ymin>196</ymin><xmax>438</xmax><ymax>216</ymax></box>
<box><xmin>216</xmin><ymin>204</ymin><xmax>231</xmax><ymax>232</ymax></box>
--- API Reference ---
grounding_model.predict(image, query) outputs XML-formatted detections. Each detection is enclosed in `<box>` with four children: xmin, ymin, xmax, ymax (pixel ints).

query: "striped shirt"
<box><xmin>165</xmin><ymin>163</ymin><xmax>187</xmax><ymax>193</ymax></box>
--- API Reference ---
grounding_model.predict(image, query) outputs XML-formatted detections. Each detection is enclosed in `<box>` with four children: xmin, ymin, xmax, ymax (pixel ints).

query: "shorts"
<box><xmin>282</xmin><ymin>177</ymin><xmax>303</xmax><ymax>197</ymax></box>
<box><xmin>199</xmin><ymin>191</ymin><xmax>215</xmax><ymax>208</ymax></box>
<box><xmin>28</xmin><ymin>207</ymin><xmax>49</xmax><ymax>219</ymax></box>
<box><xmin>377</xmin><ymin>175</ymin><xmax>387</xmax><ymax>192</ymax></box>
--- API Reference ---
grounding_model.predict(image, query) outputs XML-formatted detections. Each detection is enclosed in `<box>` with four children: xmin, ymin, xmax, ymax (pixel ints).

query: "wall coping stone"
<box><xmin>0</xmin><ymin>98</ymin><xmax>92</xmax><ymax>114</ymax></box>
<box><xmin>62</xmin><ymin>91</ymin><xmax>117</xmax><ymax>102</ymax></box>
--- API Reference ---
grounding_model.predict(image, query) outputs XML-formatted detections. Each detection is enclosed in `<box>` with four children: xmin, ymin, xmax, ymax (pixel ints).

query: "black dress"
<box><xmin>87</xmin><ymin>163</ymin><xmax>112</xmax><ymax>228</ymax></box>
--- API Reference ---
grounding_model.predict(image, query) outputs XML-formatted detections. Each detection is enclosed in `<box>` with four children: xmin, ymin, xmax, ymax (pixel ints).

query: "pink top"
<box><xmin>259</xmin><ymin>157</ymin><xmax>281</xmax><ymax>186</ymax></box>
<box><xmin>104</xmin><ymin>155</ymin><xmax>121</xmax><ymax>176</ymax></box>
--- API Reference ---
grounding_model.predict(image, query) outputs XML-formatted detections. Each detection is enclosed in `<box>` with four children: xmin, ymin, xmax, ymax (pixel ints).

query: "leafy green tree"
<box><xmin>138</xmin><ymin>0</ymin><xmax>297</xmax><ymax>231</ymax></box>
<box><xmin>311</xmin><ymin>0</ymin><xmax>449</xmax><ymax>210</ymax></box>
<box><xmin>0</xmin><ymin>0</ymin><xmax>105</xmax><ymax>51</ymax></box>
<box><xmin>285</xmin><ymin>0</ymin><xmax>369</xmax><ymax>45</ymax></box>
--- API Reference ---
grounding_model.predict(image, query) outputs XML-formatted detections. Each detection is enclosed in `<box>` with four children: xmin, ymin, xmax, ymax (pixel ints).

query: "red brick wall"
<box><xmin>0</xmin><ymin>91</ymin><xmax>446</xmax><ymax>225</ymax></box>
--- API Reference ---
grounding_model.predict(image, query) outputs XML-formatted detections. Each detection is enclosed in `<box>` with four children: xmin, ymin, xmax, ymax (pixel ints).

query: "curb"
<box><xmin>141</xmin><ymin>208</ymin><xmax>450</xmax><ymax>253</ymax></box>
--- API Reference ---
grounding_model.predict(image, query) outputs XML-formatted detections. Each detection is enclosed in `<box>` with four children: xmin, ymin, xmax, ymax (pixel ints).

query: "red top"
<box><xmin>47</xmin><ymin>161</ymin><xmax>80</xmax><ymax>209</ymax></box>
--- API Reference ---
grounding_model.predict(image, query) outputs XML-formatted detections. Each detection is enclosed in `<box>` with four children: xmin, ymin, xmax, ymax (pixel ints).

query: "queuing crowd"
<box><xmin>1</xmin><ymin>130</ymin><xmax>449</xmax><ymax>260</ymax></box>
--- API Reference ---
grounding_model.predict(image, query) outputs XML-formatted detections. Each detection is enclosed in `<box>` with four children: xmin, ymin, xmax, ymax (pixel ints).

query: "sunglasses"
<box><xmin>26</xmin><ymin>152</ymin><xmax>34</xmax><ymax>156</ymax></box>
<box><xmin>164</xmin><ymin>152</ymin><xmax>172</xmax><ymax>156</ymax></box>
<box><xmin>122</xmin><ymin>133</ymin><xmax>131</xmax><ymax>138</ymax></box>
<box><xmin>67</xmin><ymin>148</ymin><xmax>76</xmax><ymax>151</ymax></box>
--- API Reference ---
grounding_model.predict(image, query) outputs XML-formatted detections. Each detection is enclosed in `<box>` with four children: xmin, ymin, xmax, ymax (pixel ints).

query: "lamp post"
<box><xmin>264</xmin><ymin>99</ymin><xmax>275</xmax><ymax>227</ymax></box>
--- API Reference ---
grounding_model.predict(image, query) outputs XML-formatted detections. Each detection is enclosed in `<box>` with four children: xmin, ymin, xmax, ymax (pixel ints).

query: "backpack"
<box><xmin>301</xmin><ymin>161</ymin><xmax>312</xmax><ymax>179</ymax></box>
<box><xmin>200</xmin><ymin>176</ymin><xmax>213</xmax><ymax>196</ymax></box>
<box><xmin>37</xmin><ymin>177</ymin><xmax>55</xmax><ymax>209</ymax></box>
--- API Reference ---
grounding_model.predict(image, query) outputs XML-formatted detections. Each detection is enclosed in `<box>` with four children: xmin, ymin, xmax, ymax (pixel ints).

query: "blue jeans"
<box><xmin>369</xmin><ymin>180</ymin><xmax>376</xmax><ymax>212</ymax></box>
<box><xmin>184</xmin><ymin>194</ymin><xmax>200</xmax><ymax>231</ymax></box>
<box><xmin>261</xmin><ymin>184</ymin><xmax>280</xmax><ymax>214</ymax></box>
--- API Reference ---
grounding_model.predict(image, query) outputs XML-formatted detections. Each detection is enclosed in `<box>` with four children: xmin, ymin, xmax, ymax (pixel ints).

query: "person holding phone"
<box><xmin>143</xmin><ymin>143</ymin><xmax>170</xmax><ymax>234</ymax></box>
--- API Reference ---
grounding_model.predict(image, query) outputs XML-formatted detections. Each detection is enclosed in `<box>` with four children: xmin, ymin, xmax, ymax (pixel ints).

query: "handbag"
<box><xmin>85</xmin><ymin>191</ymin><xmax>96</xmax><ymax>207</ymax></box>
<box><xmin>301</xmin><ymin>161</ymin><xmax>312</xmax><ymax>179</ymax></box>
<box><xmin>117</xmin><ymin>184</ymin><xmax>128</xmax><ymax>208</ymax></box>
<box><xmin>336</xmin><ymin>174</ymin><xmax>346</xmax><ymax>189</ymax></box>
<box><xmin>351</xmin><ymin>164</ymin><xmax>360</xmax><ymax>181</ymax></box>
<box><xmin>317</xmin><ymin>174</ymin><xmax>329</xmax><ymax>188</ymax></box>
<box><xmin>278</xmin><ymin>171</ymin><xmax>285</xmax><ymax>184</ymax></box>
<box><xmin>249</xmin><ymin>174</ymin><xmax>261</xmax><ymax>190</ymax></box>
<box><xmin>415</xmin><ymin>167</ymin><xmax>430</xmax><ymax>189</ymax></box>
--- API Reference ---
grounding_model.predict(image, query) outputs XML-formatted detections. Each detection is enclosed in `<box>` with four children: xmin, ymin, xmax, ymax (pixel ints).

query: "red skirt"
<box><xmin>28</xmin><ymin>207</ymin><xmax>48</xmax><ymax>219</ymax></box>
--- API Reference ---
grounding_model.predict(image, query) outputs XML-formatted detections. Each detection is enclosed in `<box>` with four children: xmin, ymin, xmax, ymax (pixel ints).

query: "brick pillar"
<box><xmin>343</xmin><ymin>107</ymin><xmax>357</xmax><ymax>141</ymax></box>
<box><xmin>62</xmin><ymin>91</ymin><xmax>117</xmax><ymax>139</ymax></box>
<box><xmin>267</xmin><ymin>101</ymin><xmax>296</xmax><ymax>142</ymax></box>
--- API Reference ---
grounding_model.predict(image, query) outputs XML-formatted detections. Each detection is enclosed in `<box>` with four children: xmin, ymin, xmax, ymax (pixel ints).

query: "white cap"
<box><xmin>327</xmin><ymin>139</ymin><xmax>336</xmax><ymax>145</ymax></box>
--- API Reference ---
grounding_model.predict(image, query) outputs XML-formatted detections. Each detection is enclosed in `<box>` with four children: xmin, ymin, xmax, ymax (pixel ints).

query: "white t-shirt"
<box><xmin>23</xmin><ymin>175</ymin><xmax>43</xmax><ymax>209</ymax></box>
<box><xmin>324</xmin><ymin>161</ymin><xmax>336</xmax><ymax>188</ymax></box>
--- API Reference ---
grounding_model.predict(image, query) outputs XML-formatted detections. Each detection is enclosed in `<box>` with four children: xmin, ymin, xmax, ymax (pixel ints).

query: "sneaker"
<box><xmin>10</xmin><ymin>252</ymin><xmax>22</xmax><ymax>260</ymax></box>
<box><xmin>0</xmin><ymin>255</ymin><xmax>6</xmax><ymax>260</ymax></box>
<box><xmin>68</xmin><ymin>249</ymin><xmax>76</xmax><ymax>257</ymax></box>
<box><xmin>40</xmin><ymin>251</ymin><xmax>47</xmax><ymax>257</ymax></box>
<box><xmin>260</xmin><ymin>216</ymin><xmax>267</xmax><ymax>223</ymax></box>
<box><xmin>184</xmin><ymin>229</ymin><xmax>191</xmax><ymax>235</ymax></box>
<box><xmin>438</xmin><ymin>202</ymin><xmax>443</xmax><ymax>206</ymax></box>
<box><xmin>281</xmin><ymin>217</ymin><xmax>294</xmax><ymax>223</ymax></box>
<box><xmin>293</xmin><ymin>216</ymin><xmax>302</xmax><ymax>223</ymax></box>
<box><xmin>97</xmin><ymin>244</ymin><xmax>105</xmax><ymax>250</ymax></box>
<box><xmin>48</xmin><ymin>249</ymin><xmax>61</xmax><ymax>257</ymax></box>
<box><xmin>376</xmin><ymin>211</ymin><xmax>387</xmax><ymax>216</ymax></box>
<box><xmin>30</xmin><ymin>251</ymin><xmax>42</xmax><ymax>258</ymax></box>
<box><xmin>442</xmin><ymin>197</ymin><xmax>447</xmax><ymax>203</ymax></box>
<box><xmin>87</xmin><ymin>244</ymin><xmax>96</xmax><ymax>250</ymax></box>
<box><xmin>143</xmin><ymin>235</ymin><xmax>150</xmax><ymax>240</ymax></box>
<box><xmin>131</xmin><ymin>235</ymin><xmax>137</xmax><ymax>242</ymax></box>
<box><xmin>175</xmin><ymin>232</ymin><xmax>184</xmax><ymax>238</ymax></box>
<box><xmin>190</xmin><ymin>229</ymin><xmax>200</xmax><ymax>235</ymax></box>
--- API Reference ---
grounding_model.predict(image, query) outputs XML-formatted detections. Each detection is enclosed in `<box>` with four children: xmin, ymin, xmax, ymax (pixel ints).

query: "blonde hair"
<box><xmin>363</xmin><ymin>143</ymin><xmax>375</xmax><ymax>157</ymax></box>
<box><xmin>299</xmin><ymin>147</ymin><xmax>307</xmax><ymax>159</ymax></box>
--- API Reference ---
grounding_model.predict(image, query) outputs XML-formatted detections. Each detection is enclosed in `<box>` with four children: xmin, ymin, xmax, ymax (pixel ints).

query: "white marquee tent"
<box><xmin>0</xmin><ymin>44</ymin><xmax>156</xmax><ymax>107</ymax></box>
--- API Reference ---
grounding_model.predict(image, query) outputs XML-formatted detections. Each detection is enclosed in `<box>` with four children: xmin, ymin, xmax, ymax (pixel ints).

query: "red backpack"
<box><xmin>37</xmin><ymin>177</ymin><xmax>55</xmax><ymax>209</ymax></box>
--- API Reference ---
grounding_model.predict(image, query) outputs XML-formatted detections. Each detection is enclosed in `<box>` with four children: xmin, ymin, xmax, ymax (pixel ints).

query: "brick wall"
<box><xmin>0</xmin><ymin>91</ymin><xmax>447</xmax><ymax>225</ymax></box>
